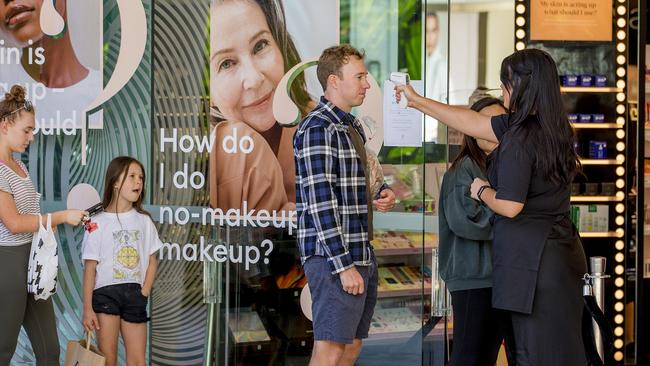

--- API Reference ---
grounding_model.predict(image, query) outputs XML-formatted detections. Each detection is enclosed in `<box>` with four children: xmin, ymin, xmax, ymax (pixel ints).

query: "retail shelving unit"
<box><xmin>364</xmin><ymin>211</ymin><xmax>438</xmax><ymax>344</ymax></box>
<box><xmin>516</xmin><ymin>1</ymin><xmax>629</xmax><ymax>363</ymax></box>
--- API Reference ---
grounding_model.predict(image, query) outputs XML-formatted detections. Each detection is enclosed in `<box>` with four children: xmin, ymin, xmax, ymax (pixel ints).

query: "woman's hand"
<box><xmin>470</xmin><ymin>178</ymin><xmax>490</xmax><ymax>200</ymax></box>
<box><xmin>394</xmin><ymin>84</ymin><xmax>421</xmax><ymax>108</ymax></box>
<box><xmin>64</xmin><ymin>209</ymin><xmax>88</xmax><ymax>226</ymax></box>
<box><xmin>141</xmin><ymin>287</ymin><xmax>150</xmax><ymax>298</ymax></box>
<box><xmin>82</xmin><ymin>309</ymin><xmax>100</xmax><ymax>332</ymax></box>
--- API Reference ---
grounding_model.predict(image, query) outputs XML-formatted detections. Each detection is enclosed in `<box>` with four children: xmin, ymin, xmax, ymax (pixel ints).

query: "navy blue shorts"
<box><xmin>92</xmin><ymin>283</ymin><xmax>149</xmax><ymax>323</ymax></box>
<box><xmin>303</xmin><ymin>255</ymin><xmax>378</xmax><ymax>344</ymax></box>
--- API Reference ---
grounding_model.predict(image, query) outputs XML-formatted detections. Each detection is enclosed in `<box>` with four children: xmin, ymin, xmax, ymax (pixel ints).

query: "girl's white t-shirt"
<box><xmin>82</xmin><ymin>209</ymin><xmax>163</xmax><ymax>290</ymax></box>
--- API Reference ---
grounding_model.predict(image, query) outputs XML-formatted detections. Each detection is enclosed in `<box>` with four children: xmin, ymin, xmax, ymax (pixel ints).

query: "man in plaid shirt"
<box><xmin>294</xmin><ymin>44</ymin><xmax>395</xmax><ymax>366</ymax></box>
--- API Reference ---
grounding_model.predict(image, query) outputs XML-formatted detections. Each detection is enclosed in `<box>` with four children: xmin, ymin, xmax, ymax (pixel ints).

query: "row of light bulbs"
<box><xmin>612</xmin><ymin>0</ymin><xmax>628</xmax><ymax>360</ymax></box>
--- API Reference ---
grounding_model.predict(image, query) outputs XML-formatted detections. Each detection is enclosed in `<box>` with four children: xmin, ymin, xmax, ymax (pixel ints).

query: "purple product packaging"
<box><xmin>594</xmin><ymin>75</ymin><xmax>607</xmax><ymax>87</ymax></box>
<box><xmin>588</xmin><ymin>141</ymin><xmax>607</xmax><ymax>159</ymax></box>
<box><xmin>591</xmin><ymin>114</ymin><xmax>605</xmax><ymax>123</ymax></box>
<box><xmin>579</xmin><ymin>75</ymin><xmax>594</xmax><ymax>87</ymax></box>
<box><xmin>562</xmin><ymin>75</ymin><xmax>578</xmax><ymax>86</ymax></box>
<box><xmin>568</xmin><ymin>114</ymin><xmax>579</xmax><ymax>123</ymax></box>
<box><xmin>578</xmin><ymin>114</ymin><xmax>592</xmax><ymax>123</ymax></box>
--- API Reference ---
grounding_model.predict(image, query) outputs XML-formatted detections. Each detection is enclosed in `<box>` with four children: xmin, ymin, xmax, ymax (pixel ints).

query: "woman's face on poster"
<box><xmin>0</xmin><ymin>0</ymin><xmax>44</xmax><ymax>46</ymax></box>
<box><xmin>210</xmin><ymin>0</ymin><xmax>285</xmax><ymax>133</ymax></box>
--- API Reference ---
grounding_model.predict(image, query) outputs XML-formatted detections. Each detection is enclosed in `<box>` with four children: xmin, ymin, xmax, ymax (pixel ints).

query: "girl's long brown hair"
<box><xmin>449</xmin><ymin>97</ymin><xmax>504</xmax><ymax>173</ymax></box>
<box><xmin>102</xmin><ymin>156</ymin><xmax>151</xmax><ymax>217</ymax></box>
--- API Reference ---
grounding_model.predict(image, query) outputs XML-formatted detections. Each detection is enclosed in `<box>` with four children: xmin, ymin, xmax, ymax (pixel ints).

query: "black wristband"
<box><xmin>477</xmin><ymin>185</ymin><xmax>491</xmax><ymax>203</ymax></box>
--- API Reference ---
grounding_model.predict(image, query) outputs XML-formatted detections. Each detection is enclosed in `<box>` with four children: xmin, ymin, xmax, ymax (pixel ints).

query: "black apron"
<box><xmin>491</xmin><ymin>213</ymin><xmax>556</xmax><ymax>314</ymax></box>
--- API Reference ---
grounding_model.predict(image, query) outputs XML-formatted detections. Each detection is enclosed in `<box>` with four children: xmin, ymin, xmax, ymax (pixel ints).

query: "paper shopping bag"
<box><xmin>64</xmin><ymin>332</ymin><xmax>105</xmax><ymax>366</ymax></box>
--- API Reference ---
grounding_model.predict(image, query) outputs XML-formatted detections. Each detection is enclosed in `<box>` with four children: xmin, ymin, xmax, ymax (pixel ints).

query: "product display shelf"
<box><xmin>579</xmin><ymin>231</ymin><xmax>621</xmax><ymax>238</ymax></box>
<box><xmin>570</xmin><ymin>196</ymin><xmax>622</xmax><ymax>202</ymax></box>
<box><xmin>363</xmin><ymin>303</ymin><xmax>449</xmax><ymax>349</ymax></box>
<box><xmin>365</xmin><ymin>211</ymin><xmax>438</xmax><ymax>349</ymax></box>
<box><xmin>374</xmin><ymin>246</ymin><xmax>436</xmax><ymax>256</ymax></box>
<box><xmin>366</xmin><ymin>324</ymin><xmax>450</xmax><ymax>344</ymax></box>
<box><xmin>579</xmin><ymin>159</ymin><xmax>620</xmax><ymax>165</ymax></box>
<box><xmin>367</xmin><ymin>330</ymin><xmax>423</xmax><ymax>342</ymax></box>
<box><xmin>372</xmin><ymin>212</ymin><xmax>437</xmax><ymax>257</ymax></box>
<box><xmin>377</xmin><ymin>287</ymin><xmax>432</xmax><ymax>299</ymax></box>
<box><xmin>560</xmin><ymin>86</ymin><xmax>623</xmax><ymax>93</ymax></box>
<box><xmin>373</xmin><ymin>211</ymin><xmax>437</xmax><ymax>233</ymax></box>
<box><xmin>571</xmin><ymin>123</ymin><xmax>620</xmax><ymax>129</ymax></box>
<box><xmin>373</xmin><ymin>211</ymin><xmax>435</xmax><ymax>298</ymax></box>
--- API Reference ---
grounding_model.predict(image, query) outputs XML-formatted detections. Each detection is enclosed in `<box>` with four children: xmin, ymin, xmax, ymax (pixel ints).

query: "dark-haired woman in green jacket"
<box><xmin>438</xmin><ymin>95</ymin><xmax>512</xmax><ymax>366</ymax></box>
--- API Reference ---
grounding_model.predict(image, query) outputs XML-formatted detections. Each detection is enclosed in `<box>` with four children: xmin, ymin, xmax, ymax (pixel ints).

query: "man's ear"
<box><xmin>327</xmin><ymin>74</ymin><xmax>339</xmax><ymax>91</ymax></box>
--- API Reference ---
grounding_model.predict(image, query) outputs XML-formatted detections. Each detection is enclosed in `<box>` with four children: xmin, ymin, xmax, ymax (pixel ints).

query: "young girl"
<box><xmin>0</xmin><ymin>85</ymin><xmax>86</xmax><ymax>365</ymax></box>
<box><xmin>438</xmin><ymin>94</ymin><xmax>513</xmax><ymax>365</ymax></box>
<box><xmin>82</xmin><ymin>156</ymin><xmax>162</xmax><ymax>366</ymax></box>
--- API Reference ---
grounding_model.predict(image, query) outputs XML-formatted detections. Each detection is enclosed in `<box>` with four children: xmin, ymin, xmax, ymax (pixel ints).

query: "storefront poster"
<box><xmin>208</xmin><ymin>0</ymin><xmax>338</xmax><ymax>213</ymax></box>
<box><xmin>530</xmin><ymin>0</ymin><xmax>612</xmax><ymax>41</ymax></box>
<box><xmin>0</xmin><ymin>0</ymin><xmax>103</xmax><ymax>133</ymax></box>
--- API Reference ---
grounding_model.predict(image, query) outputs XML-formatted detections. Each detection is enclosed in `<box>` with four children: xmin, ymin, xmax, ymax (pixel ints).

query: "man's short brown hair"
<box><xmin>317</xmin><ymin>44</ymin><xmax>365</xmax><ymax>91</ymax></box>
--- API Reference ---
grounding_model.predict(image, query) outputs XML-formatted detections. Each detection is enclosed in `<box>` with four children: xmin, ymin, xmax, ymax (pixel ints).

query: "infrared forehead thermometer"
<box><xmin>390</xmin><ymin>72</ymin><xmax>410</xmax><ymax>108</ymax></box>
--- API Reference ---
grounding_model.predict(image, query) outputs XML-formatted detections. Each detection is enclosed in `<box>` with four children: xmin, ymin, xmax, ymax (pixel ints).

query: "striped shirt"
<box><xmin>294</xmin><ymin>97</ymin><xmax>376</xmax><ymax>275</ymax></box>
<box><xmin>0</xmin><ymin>159</ymin><xmax>40</xmax><ymax>246</ymax></box>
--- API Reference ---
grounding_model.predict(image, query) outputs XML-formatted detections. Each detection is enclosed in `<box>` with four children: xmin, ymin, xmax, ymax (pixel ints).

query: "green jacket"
<box><xmin>438</xmin><ymin>156</ymin><xmax>494</xmax><ymax>292</ymax></box>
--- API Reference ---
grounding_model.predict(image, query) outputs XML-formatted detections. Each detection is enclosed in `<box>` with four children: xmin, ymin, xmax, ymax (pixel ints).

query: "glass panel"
<box><xmin>151</xmin><ymin>1</ymin><xmax>210</xmax><ymax>365</ymax></box>
<box><xmin>348</xmin><ymin>1</ymin><xmax>428</xmax><ymax>364</ymax></box>
<box><xmin>0</xmin><ymin>0</ymin><xmax>454</xmax><ymax>364</ymax></box>
<box><xmin>445</xmin><ymin>0</ymin><xmax>514</xmax><ymax>364</ymax></box>
<box><xmin>208</xmin><ymin>0</ymin><xmax>431</xmax><ymax>365</ymax></box>
<box><xmin>4</xmin><ymin>0</ymin><xmax>154</xmax><ymax>364</ymax></box>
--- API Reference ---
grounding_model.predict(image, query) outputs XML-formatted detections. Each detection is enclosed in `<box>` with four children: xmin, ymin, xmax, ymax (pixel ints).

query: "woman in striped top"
<box><xmin>0</xmin><ymin>85</ymin><xmax>87</xmax><ymax>365</ymax></box>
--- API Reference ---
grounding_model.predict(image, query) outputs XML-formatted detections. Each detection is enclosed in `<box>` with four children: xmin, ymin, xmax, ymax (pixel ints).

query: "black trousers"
<box><xmin>0</xmin><ymin>244</ymin><xmax>59</xmax><ymax>365</ymax></box>
<box><xmin>449</xmin><ymin>287</ymin><xmax>514</xmax><ymax>366</ymax></box>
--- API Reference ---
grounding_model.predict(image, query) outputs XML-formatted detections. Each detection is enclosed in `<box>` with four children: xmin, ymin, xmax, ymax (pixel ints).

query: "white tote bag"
<box><xmin>27</xmin><ymin>214</ymin><xmax>59</xmax><ymax>300</ymax></box>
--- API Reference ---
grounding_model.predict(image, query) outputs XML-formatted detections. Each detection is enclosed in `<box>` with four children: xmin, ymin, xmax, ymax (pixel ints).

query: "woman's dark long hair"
<box><xmin>500</xmin><ymin>49</ymin><xmax>578</xmax><ymax>185</ymax></box>
<box><xmin>449</xmin><ymin>97</ymin><xmax>504</xmax><ymax>172</ymax></box>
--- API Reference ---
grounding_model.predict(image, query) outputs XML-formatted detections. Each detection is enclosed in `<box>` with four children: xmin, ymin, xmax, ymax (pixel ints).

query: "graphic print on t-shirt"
<box><xmin>112</xmin><ymin>230</ymin><xmax>142</xmax><ymax>283</ymax></box>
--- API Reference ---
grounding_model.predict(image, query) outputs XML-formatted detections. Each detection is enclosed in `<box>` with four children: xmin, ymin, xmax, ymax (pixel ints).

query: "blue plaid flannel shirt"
<box><xmin>294</xmin><ymin>96</ymin><xmax>378</xmax><ymax>275</ymax></box>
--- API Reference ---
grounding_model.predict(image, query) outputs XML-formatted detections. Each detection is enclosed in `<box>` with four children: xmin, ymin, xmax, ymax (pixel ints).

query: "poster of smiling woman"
<box><xmin>0</xmin><ymin>0</ymin><xmax>102</xmax><ymax>134</ymax></box>
<box><xmin>208</xmin><ymin>0</ymin><xmax>339</xmax><ymax>213</ymax></box>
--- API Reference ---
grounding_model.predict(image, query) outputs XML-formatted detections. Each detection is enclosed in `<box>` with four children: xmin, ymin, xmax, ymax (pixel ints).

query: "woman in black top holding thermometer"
<box><xmin>397</xmin><ymin>49</ymin><xmax>587</xmax><ymax>365</ymax></box>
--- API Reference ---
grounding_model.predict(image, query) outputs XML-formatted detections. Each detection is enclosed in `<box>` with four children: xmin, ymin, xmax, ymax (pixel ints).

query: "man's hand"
<box><xmin>339</xmin><ymin>266</ymin><xmax>364</xmax><ymax>295</ymax></box>
<box><xmin>373</xmin><ymin>188</ymin><xmax>395</xmax><ymax>212</ymax></box>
